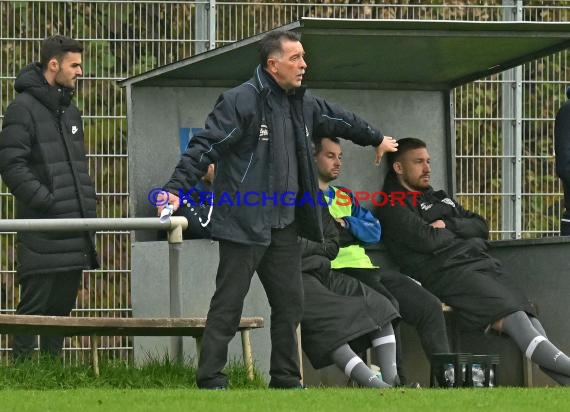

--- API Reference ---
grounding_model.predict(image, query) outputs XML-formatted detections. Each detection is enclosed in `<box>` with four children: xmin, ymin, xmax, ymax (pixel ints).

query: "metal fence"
<box><xmin>0</xmin><ymin>0</ymin><xmax>568</xmax><ymax>363</ymax></box>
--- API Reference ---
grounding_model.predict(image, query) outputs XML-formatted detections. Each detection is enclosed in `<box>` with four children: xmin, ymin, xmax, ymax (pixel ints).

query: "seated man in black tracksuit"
<box><xmin>555</xmin><ymin>87</ymin><xmax>570</xmax><ymax>235</ymax></box>
<box><xmin>300</xmin><ymin>203</ymin><xmax>400</xmax><ymax>388</ymax></box>
<box><xmin>314</xmin><ymin>137</ymin><xmax>450</xmax><ymax>383</ymax></box>
<box><xmin>378</xmin><ymin>137</ymin><xmax>570</xmax><ymax>386</ymax></box>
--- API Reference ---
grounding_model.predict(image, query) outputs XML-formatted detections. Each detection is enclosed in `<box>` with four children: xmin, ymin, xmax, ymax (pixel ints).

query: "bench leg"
<box><xmin>91</xmin><ymin>335</ymin><xmax>100</xmax><ymax>378</ymax></box>
<box><xmin>365</xmin><ymin>348</ymin><xmax>372</xmax><ymax>367</ymax></box>
<box><xmin>296</xmin><ymin>325</ymin><xmax>304</xmax><ymax>385</ymax></box>
<box><xmin>241</xmin><ymin>329</ymin><xmax>254</xmax><ymax>381</ymax></box>
<box><xmin>445</xmin><ymin>312</ymin><xmax>461</xmax><ymax>352</ymax></box>
<box><xmin>195</xmin><ymin>336</ymin><xmax>202</xmax><ymax>365</ymax></box>
<box><xmin>523</xmin><ymin>355</ymin><xmax>533</xmax><ymax>387</ymax></box>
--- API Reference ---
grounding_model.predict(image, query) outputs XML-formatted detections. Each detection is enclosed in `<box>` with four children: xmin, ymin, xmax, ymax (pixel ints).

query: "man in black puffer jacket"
<box><xmin>0</xmin><ymin>36</ymin><xmax>98</xmax><ymax>358</ymax></box>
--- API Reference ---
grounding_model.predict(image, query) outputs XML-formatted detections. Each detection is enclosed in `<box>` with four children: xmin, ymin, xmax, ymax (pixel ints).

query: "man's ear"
<box><xmin>47</xmin><ymin>57</ymin><xmax>59</xmax><ymax>73</ymax></box>
<box><xmin>393</xmin><ymin>161</ymin><xmax>404</xmax><ymax>175</ymax></box>
<box><xmin>266</xmin><ymin>57</ymin><xmax>278</xmax><ymax>75</ymax></box>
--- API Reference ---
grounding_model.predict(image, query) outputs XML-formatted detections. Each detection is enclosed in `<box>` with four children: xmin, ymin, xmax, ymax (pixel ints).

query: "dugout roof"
<box><xmin>120</xmin><ymin>18</ymin><xmax>570</xmax><ymax>91</ymax></box>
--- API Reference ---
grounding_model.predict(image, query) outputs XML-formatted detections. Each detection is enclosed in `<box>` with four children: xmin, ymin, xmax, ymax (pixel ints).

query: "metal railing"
<box><xmin>0</xmin><ymin>217</ymin><xmax>188</xmax><ymax>362</ymax></box>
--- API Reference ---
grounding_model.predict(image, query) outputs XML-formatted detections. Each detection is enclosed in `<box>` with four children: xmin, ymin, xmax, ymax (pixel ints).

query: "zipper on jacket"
<box><xmin>240</xmin><ymin>152</ymin><xmax>255</xmax><ymax>183</ymax></box>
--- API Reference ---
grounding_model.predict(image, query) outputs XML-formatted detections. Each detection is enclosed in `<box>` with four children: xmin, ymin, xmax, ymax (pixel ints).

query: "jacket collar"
<box><xmin>250</xmin><ymin>65</ymin><xmax>306</xmax><ymax>99</ymax></box>
<box><xmin>15</xmin><ymin>62</ymin><xmax>74</xmax><ymax>114</ymax></box>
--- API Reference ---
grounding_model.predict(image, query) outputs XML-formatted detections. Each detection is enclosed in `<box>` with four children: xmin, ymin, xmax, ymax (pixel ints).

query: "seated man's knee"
<box><xmin>418</xmin><ymin>293</ymin><xmax>446</xmax><ymax>320</ymax></box>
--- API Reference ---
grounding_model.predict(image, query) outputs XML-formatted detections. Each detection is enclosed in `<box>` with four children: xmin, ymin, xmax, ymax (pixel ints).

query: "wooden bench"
<box><xmin>0</xmin><ymin>314</ymin><xmax>264</xmax><ymax>379</ymax></box>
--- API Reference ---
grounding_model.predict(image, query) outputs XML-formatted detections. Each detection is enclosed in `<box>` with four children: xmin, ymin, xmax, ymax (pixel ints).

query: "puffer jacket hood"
<box><xmin>15</xmin><ymin>63</ymin><xmax>74</xmax><ymax>113</ymax></box>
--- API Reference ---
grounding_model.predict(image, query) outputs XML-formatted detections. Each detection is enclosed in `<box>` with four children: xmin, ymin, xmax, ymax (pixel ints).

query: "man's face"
<box><xmin>267</xmin><ymin>40</ymin><xmax>307</xmax><ymax>90</ymax></box>
<box><xmin>315</xmin><ymin>138</ymin><xmax>343</xmax><ymax>184</ymax></box>
<box><xmin>53</xmin><ymin>52</ymin><xmax>83</xmax><ymax>89</ymax></box>
<box><xmin>394</xmin><ymin>147</ymin><xmax>431</xmax><ymax>191</ymax></box>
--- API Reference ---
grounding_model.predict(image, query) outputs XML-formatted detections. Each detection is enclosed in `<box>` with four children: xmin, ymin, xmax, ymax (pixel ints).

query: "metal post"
<box><xmin>167</xmin><ymin>217</ymin><xmax>185</xmax><ymax>363</ymax></box>
<box><xmin>447</xmin><ymin>90</ymin><xmax>457</xmax><ymax>195</ymax></box>
<box><xmin>208</xmin><ymin>0</ymin><xmax>217</xmax><ymax>51</ymax></box>
<box><xmin>501</xmin><ymin>0</ymin><xmax>523</xmax><ymax>239</ymax></box>
<box><xmin>194</xmin><ymin>0</ymin><xmax>208</xmax><ymax>54</ymax></box>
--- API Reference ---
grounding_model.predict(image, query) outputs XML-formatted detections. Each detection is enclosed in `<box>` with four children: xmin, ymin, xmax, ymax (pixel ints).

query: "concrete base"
<box><xmin>131</xmin><ymin>240</ymin><xmax>272</xmax><ymax>378</ymax></box>
<box><xmin>131</xmin><ymin>237</ymin><xmax>570</xmax><ymax>387</ymax></box>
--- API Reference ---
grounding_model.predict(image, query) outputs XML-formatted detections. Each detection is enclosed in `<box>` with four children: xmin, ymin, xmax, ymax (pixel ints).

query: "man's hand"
<box><xmin>156</xmin><ymin>191</ymin><xmax>180</xmax><ymax>216</ymax></box>
<box><xmin>375</xmin><ymin>135</ymin><xmax>398</xmax><ymax>165</ymax></box>
<box><xmin>430</xmin><ymin>219</ymin><xmax>446</xmax><ymax>229</ymax></box>
<box><xmin>335</xmin><ymin>217</ymin><xmax>347</xmax><ymax>228</ymax></box>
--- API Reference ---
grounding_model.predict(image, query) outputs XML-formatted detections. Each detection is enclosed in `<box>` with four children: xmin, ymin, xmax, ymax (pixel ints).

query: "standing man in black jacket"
<box><xmin>157</xmin><ymin>30</ymin><xmax>397</xmax><ymax>389</ymax></box>
<box><xmin>0</xmin><ymin>36</ymin><xmax>98</xmax><ymax>358</ymax></box>
<box><xmin>379</xmin><ymin>137</ymin><xmax>570</xmax><ymax>386</ymax></box>
<box><xmin>555</xmin><ymin>87</ymin><xmax>570</xmax><ymax>235</ymax></box>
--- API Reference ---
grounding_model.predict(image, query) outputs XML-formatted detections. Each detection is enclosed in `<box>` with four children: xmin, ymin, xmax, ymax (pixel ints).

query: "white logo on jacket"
<box><xmin>441</xmin><ymin>198</ymin><xmax>456</xmax><ymax>207</ymax></box>
<box><xmin>71</xmin><ymin>126</ymin><xmax>79</xmax><ymax>135</ymax></box>
<box><xmin>259</xmin><ymin>124</ymin><xmax>269</xmax><ymax>141</ymax></box>
<box><xmin>420</xmin><ymin>202</ymin><xmax>433</xmax><ymax>211</ymax></box>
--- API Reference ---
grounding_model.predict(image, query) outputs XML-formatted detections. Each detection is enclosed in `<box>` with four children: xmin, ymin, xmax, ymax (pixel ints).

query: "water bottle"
<box><xmin>159</xmin><ymin>203</ymin><xmax>174</xmax><ymax>223</ymax></box>
<box><xmin>443</xmin><ymin>363</ymin><xmax>455</xmax><ymax>387</ymax></box>
<box><xmin>472</xmin><ymin>363</ymin><xmax>485</xmax><ymax>387</ymax></box>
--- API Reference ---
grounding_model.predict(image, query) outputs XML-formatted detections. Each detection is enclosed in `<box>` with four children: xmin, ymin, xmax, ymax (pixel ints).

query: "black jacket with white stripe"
<box><xmin>165</xmin><ymin>66</ymin><xmax>384</xmax><ymax>245</ymax></box>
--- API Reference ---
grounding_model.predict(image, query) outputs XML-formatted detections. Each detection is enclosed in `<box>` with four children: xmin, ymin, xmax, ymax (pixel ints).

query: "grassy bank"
<box><xmin>0</xmin><ymin>356</ymin><xmax>264</xmax><ymax>389</ymax></box>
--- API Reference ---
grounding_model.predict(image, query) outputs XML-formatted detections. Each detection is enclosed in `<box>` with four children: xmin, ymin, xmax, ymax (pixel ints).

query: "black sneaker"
<box><xmin>268</xmin><ymin>382</ymin><xmax>307</xmax><ymax>389</ymax></box>
<box><xmin>393</xmin><ymin>375</ymin><xmax>421</xmax><ymax>389</ymax></box>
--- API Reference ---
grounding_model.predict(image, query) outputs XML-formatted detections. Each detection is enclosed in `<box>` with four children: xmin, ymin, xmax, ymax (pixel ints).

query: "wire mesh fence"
<box><xmin>0</xmin><ymin>0</ymin><xmax>568</xmax><ymax>363</ymax></box>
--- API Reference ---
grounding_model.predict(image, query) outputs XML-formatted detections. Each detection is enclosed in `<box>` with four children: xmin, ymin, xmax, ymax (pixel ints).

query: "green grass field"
<box><xmin>1</xmin><ymin>357</ymin><xmax>568</xmax><ymax>412</ymax></box>
<box><xmin>2</xmin><ymin>387</ymin><xmax>569</xmax><ymax>412</ymax></box>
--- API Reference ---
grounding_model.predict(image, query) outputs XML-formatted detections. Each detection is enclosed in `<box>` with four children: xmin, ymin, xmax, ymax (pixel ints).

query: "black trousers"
<box><xmin>197</xmin><ymin>225</ymin><xmax>303</xmax><ymax>388</ymax></box>
<box><xmin>562</xmin><ymin>181</ymin><xmax>570</xmax><ymax>235</ymax></box>
<box><xmin>340</xmin><ymin>268</ymin><xmax>450</xmax><ymax>358</ymax></box>
<box><xmin>13</xmin><ymin>271</ymin><xmax>82</xmax><ymax>358</ymax></box>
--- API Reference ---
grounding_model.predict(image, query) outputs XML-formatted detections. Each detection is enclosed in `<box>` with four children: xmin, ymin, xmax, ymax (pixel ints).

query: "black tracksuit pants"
<box><xmin>197</xmin><ymin>225</ymin><xmax>303</xmax><ymax>389</ymax></box>
<box><xmin>13</xmin><ymin>271</ymin><xmax>82</xmax><ymax>358</ymax></box>
<box><xmin>340</xmin><ymin>268</ymin><xmax>450</xmax><ymax>367</ymax></box>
